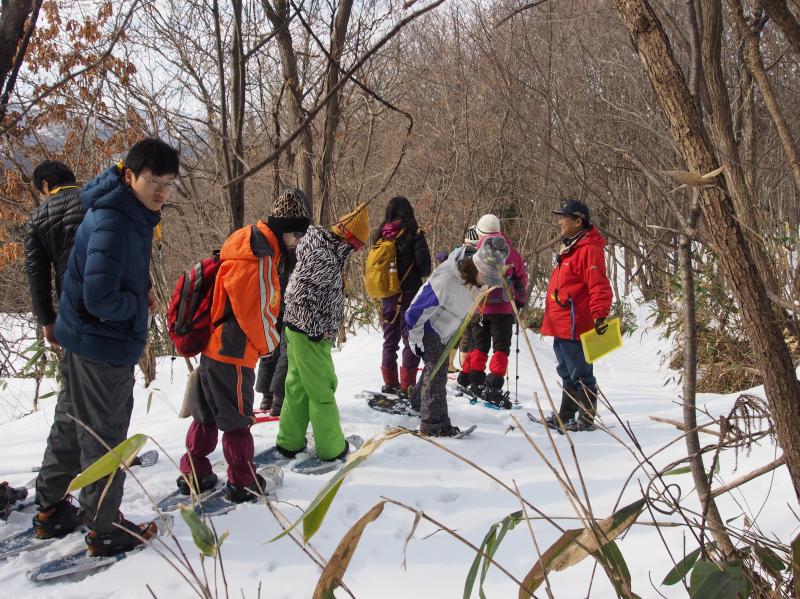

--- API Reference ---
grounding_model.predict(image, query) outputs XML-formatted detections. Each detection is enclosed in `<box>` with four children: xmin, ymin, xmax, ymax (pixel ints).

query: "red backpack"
<box><xmin>167</xmin><ymin>252</ymin><xmax>221</xmax><ymax>357</ymax></box>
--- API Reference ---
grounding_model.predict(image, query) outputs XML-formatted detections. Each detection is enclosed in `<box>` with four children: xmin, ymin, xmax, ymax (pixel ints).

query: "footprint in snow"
<box><xmin>437</xmin><ymin>491</ymin><xmax>459</xmax><ymax>504</ymax></box>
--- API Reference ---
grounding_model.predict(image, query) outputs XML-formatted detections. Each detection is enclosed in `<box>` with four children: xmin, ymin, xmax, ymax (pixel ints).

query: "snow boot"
<box><xmin>225</xmin><ymin>473</ymin><xmax>267</xmax><ymax>504</ymax></box>
<box><xmin>565</xmin><ymin>419</ymin><xmax>597</xmax><ymax>432</ymax></box>
<box><xmin>176</xmin><ymin>471</ymin><xmax>219</xmax><ymax>496</ymax></box>
<box><xmin>482</xmin><ymin>373</ymin><xmax>511</xmax><ymax>409</ymax></box>
<box><xmin>420</xmin><ymin>424</ymin><xmax>461</xmax><ymax>438</ymax></box>
<box><xmin>381</xmin><ymin>366</ymin><xmax>403</xmax><ymax>396</ymax></box>
<box><xmin>399</xmin><ymin>366</ymin><xmax>417</xmax><ymax>398</ymax></box>
<box><xmin>269</xmin><ymin>394</ymin><xmax>284</xmax><ymax>417</ymax></box>
<box><xmin>259</xmin><ymin>392</ymin><xmax>273</xmax><ymax>412</ymax></box>
<box><xmin>468</xmin><ymin>370</ymin><xmax>486</xmax><ymax>398</ymax></box>
<box><xmin>574</xmin><ymin>385</ymin><xmax>599</xmax><ymax>429</ymax></box>
<box><xmin>1</xmin><ymin>482</ymin><xmax>27</xmax><ymax>519</ymax></box>
<box><xmin>456</xmin><ymin>370</ymin><xmax>471</xmax><ymax>387</ymax></box>
<box><xmin>558</xmin><ymin>384</ymin><xmax>580</xmax><ymax>423</ymax></box>
<box><xmin>544</xmin><ymin>414</ymin><xmax>570</xmax><ymax>432</ymax></box>
<box><xmin>85</xmin><ymin>516</ymin><xmax>158</xmax><ymax>557</ymax></box>
<box><xmin>33</xmin><ymin>498</ymin><xmax>86</xmax><ymax>539</ymax></box>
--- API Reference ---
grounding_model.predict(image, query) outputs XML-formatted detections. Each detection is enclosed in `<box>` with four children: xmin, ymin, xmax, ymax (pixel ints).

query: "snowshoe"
<box><xmin>291</xmin><ymin>435</ymin><xmax>364</xmax><ymax>475</ymax></box>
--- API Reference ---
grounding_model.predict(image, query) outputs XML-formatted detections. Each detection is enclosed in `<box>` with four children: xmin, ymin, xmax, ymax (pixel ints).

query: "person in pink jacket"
<box><xmin>460</xmin><ymin>214</ymin><xmax>529</xmax><ymax>409</ymax></box>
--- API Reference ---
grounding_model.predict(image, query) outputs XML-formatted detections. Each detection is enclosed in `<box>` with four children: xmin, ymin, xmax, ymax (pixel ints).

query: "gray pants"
<box><xmin>255</xmin><ymin>328</ymin><xmax>288</xmax><ymax>415</ymax></box>
<box><xmin>413</xmin><ymin>331</ymin><xmax>452</xmax><ymax>434</ymax></box>
<box><xmin>35</xmin><ymin>351</ymin><xmax>135</xmax><ymax>533</ymax></box>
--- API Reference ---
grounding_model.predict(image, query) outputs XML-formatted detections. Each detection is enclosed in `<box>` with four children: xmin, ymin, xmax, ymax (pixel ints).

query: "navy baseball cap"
<box><xmin>552</xmin><ymin>198</ymin><xmax>590</xmax><ymax>223</ymax></box>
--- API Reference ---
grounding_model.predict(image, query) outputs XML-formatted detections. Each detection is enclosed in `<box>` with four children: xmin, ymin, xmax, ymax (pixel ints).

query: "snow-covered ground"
<box><xmin>0</xmin><ymin>307</ymin><xmax>793</xmax><ymax>598</ymax></box>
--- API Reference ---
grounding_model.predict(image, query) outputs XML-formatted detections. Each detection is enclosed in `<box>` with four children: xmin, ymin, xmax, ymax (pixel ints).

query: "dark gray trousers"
<box><xmin>412</xmin><ymin>331</ymin><xmax>452</xmax><ymax>434</ymax></box>
<box><xmin>256</xmin><ymin>328</ymin><xmax>288</xmax><ymax>414</ymax></box>
<box><xmin>35</xmin><ymin>351</ymin><xmax>135</xmax><ymax>533</ymax></box>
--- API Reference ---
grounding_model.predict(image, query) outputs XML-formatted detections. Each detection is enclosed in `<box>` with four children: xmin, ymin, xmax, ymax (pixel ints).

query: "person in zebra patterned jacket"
<box><xmin>274</xmin><ymin>204</ymin><xmax>369</xmax><ymax>462</ymax></box>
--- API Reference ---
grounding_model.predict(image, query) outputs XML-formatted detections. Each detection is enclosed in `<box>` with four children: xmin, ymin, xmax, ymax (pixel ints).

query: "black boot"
<box><xmin>574</xmin><ymin>385</ymin><xmax>598</xmax><ymax>429</ymax></box>
<box><xmin>225</xmin><ymin>473</ymin><xmax>267</xmax><ymax>504</ymax></box>
<box><xmin>482</xmin><ymin>373</ymin><xmax>511</xmax><ymax>409</ymax></box>
<box><xmin>468</xmin><ymin>370</ymin><xmax>485</xmax><ymax>398</ymax></box>
<box><xmin>176</xmin><ymin>472</ymin><xmax>219</xmax><ymax>496</ymax></box>
<box><xmin>33</xmin><ymin>498</ymin><xmax>86</xmax><ymax>539</ymax></box>
<box><xmin>85</xmin><ymin>516</ymin><xmax>158</xmax><ymax>556</ymax></box>
<box><xmin>259</xmin><ymin>392</ymin><xmax>273</xmax><ymax>411</ymax></box>
<box><xmin>456</xmin><ymin>370</ymin><xmax>470</xmax><ymax>387</ymax></box>
<box><xmin>557</xmin><ymin>384</ymin><xmax>580</xmax><ymax>424</ymax></box>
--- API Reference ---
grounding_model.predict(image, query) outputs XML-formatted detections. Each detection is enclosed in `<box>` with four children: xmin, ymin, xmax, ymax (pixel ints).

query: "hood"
<box><xmin>80</xmin><ymin>165</ymin><xmax>160</xmax><ymax>228</ymax></box>
<box><xmin>220</xmin><ymin>220</ymin><xmax>279</xmax><ymax>261</ymax></box>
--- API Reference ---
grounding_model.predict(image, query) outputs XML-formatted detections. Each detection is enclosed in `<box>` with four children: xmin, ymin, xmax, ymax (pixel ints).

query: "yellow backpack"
<box><xmin>364</xmin><ymin>237</ymin><xmax>402</xmax><ymax>299</ymax></box>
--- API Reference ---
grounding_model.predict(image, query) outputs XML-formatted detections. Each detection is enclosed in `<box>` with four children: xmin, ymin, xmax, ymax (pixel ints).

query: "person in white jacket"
<box><xmin>405</xmin><ymin>236</ymin><xmax>509</xmax><ymax>436</ymax></box>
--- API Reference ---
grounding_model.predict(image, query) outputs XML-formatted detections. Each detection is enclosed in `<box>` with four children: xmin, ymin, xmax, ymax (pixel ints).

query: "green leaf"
<box><xmin>270</xmin><ymin>428</ymin><xmax>409</xmax><ymax>544</ymax></box>
<box><xmin>688</xmin><ymin>559</ymin><xmax>746</xmax><ymax>599</ymax></box>
<box><xmin>753</xmin><ymin>544</ymin><xmax>786</xmax><ymax>576</ymax></box>
<box><xmin>664</xmin><ymin>466</ymin><xmax>692</xmax><ymax>476</ymax></box>
<box><xmin>594</xmin><ymin>540</ymin><xmax>639</xmax><ymax>598</ymax></box>
<box><xmin>146</xmin><ymin>391</ymin><xmax>153</xmax><ymax>414</ymax></box>
<box><xmin>66</xmin><ymin>434</ymin><xmax>148</xmax><ymax>494</ymax></box>
<box><xmin>464</xmin><ymin>524</ymin><xmax>497</xmax><ymax>599</ymax></box>
<box><xmin>180</xmin><ymin>506</ymin><xmax>224</xmax><ymax>557</ymax></box>
<box><xmin>792</xmin><ymin>533</ymin><xmax>800</xmax><ymax>598</ymax></box>
<box><xmin>662</xmin><ymin>546</ymin><xmax>702</xmax><ymax>585</ymax></box>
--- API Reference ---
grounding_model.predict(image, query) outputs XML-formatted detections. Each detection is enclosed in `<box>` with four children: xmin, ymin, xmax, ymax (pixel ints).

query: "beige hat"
<box><xmin>476</xmin><ymin>213</ymin><xmax>501</xmax><ymax>236</ymax></box>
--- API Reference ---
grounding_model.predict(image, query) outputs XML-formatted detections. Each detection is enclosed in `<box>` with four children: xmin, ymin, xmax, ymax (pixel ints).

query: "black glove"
<box><xmin>413</xmin><ymin>344</ymin><xmax>425</xmax><ymax>358</ymax></box>
<box><xmin>594</xmin><ymin>317</ymin><xmax>608</xmax><ymax>336</ymax></box>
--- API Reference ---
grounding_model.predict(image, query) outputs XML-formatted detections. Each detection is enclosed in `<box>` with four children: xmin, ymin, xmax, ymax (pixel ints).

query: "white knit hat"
<box><xmin>476</xmin><ymin>213</ymin><xmax>501</xmax><ymax>236</ymax></box>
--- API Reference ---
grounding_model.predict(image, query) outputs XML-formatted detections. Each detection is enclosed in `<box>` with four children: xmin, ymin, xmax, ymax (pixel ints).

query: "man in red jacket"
<box><xmin>540</xmin><ymin>199</ymin><xmax>612</xmax><ymax>431</ymax></box>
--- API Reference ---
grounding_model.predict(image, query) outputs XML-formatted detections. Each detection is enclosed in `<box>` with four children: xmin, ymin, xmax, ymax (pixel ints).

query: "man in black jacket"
<box><xmin>24</xmin><ymin>161</ymin><xmax>84</xmax><ymax>347</ymax></box>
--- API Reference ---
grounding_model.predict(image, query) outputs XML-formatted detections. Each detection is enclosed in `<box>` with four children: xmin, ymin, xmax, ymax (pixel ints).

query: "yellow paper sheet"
<box><xmin>580</xmin><ymin>317</ymin><xmax>623</xmax><ymax>364</ymax></box>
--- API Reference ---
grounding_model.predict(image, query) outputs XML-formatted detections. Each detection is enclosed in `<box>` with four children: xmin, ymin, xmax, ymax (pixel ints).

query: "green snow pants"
<box><xmin>276</xmin><ymin>327</ymin><xmax>346</xmax><ymax>461</ymax></box>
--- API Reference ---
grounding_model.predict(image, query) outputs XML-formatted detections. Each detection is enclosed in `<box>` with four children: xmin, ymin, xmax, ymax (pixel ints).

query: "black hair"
<box><xmin>32</xmin><ymin>161</ymin><xmax>75</xmax><ymax>192</ymax></box>
<box><xmin>124</xmin><ymin>138</ymin><xmax>180</xmax><ymax>177</ymax></box>
<box><xmin>458</xmin><ymin>256</ymin><xmax>479</xmax><ymax>287</ymax></box>
<box><xmin>372</xmin><ymin>195</ymin><xmax>419</xmax><ymax>244</ymax></box>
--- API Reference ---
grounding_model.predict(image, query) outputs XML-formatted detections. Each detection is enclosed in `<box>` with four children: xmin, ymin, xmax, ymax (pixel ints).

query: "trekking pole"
<box><xmin>514</xmin><ymin>321</ymin><xmax>520</xmax><ymax>404</ymax></box>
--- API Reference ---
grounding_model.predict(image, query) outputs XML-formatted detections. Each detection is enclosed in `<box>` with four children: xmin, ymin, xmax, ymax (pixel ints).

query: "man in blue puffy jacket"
<box><xmin>33</xmin><ymin>138</ymin><xmax>179</xmax><ymax>557</ymax></box>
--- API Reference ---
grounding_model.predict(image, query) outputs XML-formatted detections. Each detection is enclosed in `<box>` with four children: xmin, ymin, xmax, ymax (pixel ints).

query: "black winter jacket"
<box><xmin>395</xmin><ymin>228</ymin><xmax>432</xmax><ymax>294</ymax></box>
<box><xmin>23</xmin><ymin>186</ymin><xmax>85</xmax><ymax>325</ymax></box>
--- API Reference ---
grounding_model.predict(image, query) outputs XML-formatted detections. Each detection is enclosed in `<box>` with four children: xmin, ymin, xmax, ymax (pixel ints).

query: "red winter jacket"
<box><xmin>540</xmin><ymin>227</ymin><xmax>613</xmax><ymax>340</ymax></box>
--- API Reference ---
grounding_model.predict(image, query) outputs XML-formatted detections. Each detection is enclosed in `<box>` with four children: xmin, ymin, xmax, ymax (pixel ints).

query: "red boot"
<box><xmin>399</xmin><ymin>366</ymin><xmax>417</xmax><ymax>397</ymax></box>
<box><xmin>381</xmin><ymin>366</ymin><xmax>401</xmax><ymax>395</ymax></box>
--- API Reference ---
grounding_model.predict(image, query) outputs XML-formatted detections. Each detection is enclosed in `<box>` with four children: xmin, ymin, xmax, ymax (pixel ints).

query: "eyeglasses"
<box><xmin>142</xmin><ymin>175</ymin><xmax>177</xmax><ymax>191</ymax></box>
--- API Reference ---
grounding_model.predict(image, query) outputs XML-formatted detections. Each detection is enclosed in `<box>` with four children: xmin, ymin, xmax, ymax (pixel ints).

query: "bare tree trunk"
<box><xmin>679</xmin><ymin>197</ymin><xmax>736</xmax><ymax>554</ymax></box>
<box><xmin>728</xmin><ymin>0</ymin><xmax>800</xmax><ymax>194</ymax></box>
<box><xmin>758</xmin><ymin>0</ymin><xmax>800</xmax><ymax>57</ymax></box>
<box><xmin>229</xmin><ymin>0</ymin><xmax>246</xmax><ymax>230</ymax></box>
<box><xmin>0</xmin><ymin>0</ymin><xmax>41</xmax><ymax>121</ymax></box>
<box><xmin>316</xmin><ymin>0</ymin><xmax>353</xmax><ymax>226</ymax></box>
<box><xmin>264</xmin><ymin>0</ymin><xmax>315</xmax><ymax>212</ymax></box>
<box><xmin>614</xmin><ymin>0</ymin><xmax>800</xmax><ymax>501</ymax></box>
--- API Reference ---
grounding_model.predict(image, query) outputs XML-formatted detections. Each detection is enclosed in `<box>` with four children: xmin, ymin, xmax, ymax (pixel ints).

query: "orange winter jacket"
<box><xmin>203</xmin><ymin>220</ymin><xmax>282</xmax><ymax>368</ymax></box>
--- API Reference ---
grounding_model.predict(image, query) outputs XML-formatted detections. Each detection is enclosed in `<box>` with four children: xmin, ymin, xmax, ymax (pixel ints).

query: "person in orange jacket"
<box><xmin>178</xmin><ymin>188</ymin><xmax>310</xmax><ymax>502</ymax></box>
